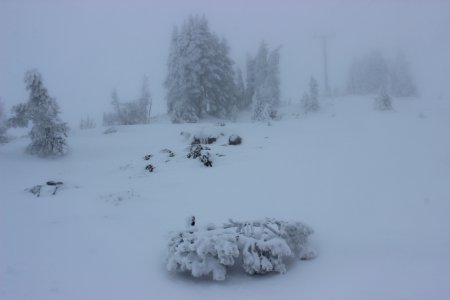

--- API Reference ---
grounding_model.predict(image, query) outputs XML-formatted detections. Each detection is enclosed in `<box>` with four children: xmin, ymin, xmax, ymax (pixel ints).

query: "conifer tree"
<box><xmin>250</xmin><ymin>42</ymin><xmax>281</xmax><ymax>121</ymax></box>
<box><xmin>9</xmin><ymin>70</ymin><xmax>69</xmax><ymax>157</ymax></box>
<box><xmin>389</xmin><ymin>51</ymin><xmax>417</xmax><ymax>97</ymax></box>
<box><xmin>301</xmin><ymin>77</ymin><xmax>320</xmax><ymax>114</ymax></box>
<box><xmin>165</xmin><ymin>16</ymin><xmax>238</xmax><ymax>122</ymax></box>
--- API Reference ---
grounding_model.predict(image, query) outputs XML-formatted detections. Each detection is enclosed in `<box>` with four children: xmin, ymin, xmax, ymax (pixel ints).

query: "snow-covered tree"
<box><xmin>244</xmin><ymin>55</ymin><xmax>256</xmax><ymax>110</ymax></box>
<box><xmin>167</xmin><ymin>218</ymin><xmax>316</xmax><ymax>280</ymax></box>
<box><xmin>347</xmin><ymin>50</ymin><xmax>389</xmax><ymax>95</ymax></box>
<box><xmin>103</xmin><ymin>76</ymin><xmax>153</xmax><ymax>126</ymax></box>
<box><xmin>79</xmin><ymin>116</ymin><xmax>96</xmax><ymax>130</ymax></box>
<box><xmin>0</xmin><ymin>99</ymin><xmax>8</xmax><ymax>143</ymax></box>
<box><xmin>9</xmin><ymin>70</ymin><xmax>69</xmax><ymax>157</ymax></box>
<box><xmin>301</xmin><ymin>77</ymin><xmax>320</xmax><ymax>114</ymax></box>
<box><xmin>347</xmin><ymin>49</ymin><xmax>417</xmax><ymax>97</ymax></box>
<box><xmin>139</xmin><ymin>75</ymin><xmax>152</xmax><ymax>124</ymax></box>
<box><xmin>165</xmin><ymin>16</ymin><xmax>238</xmax><ymax>123</ymax></box>
<box><xmin>248</xmin><ymin>42</ymin><xmax>281</xmax><ymax>121</ymax></box>
<box><xmin>235</xmin><ymin>67</ymin><xmax>246</xmax><ymax>111</ymax></box>
<box><xmin>389</xmin><ymin>51</ymin><xmax>417</xmax><ymax>97</ymax></box>
<box><xmin>374</xmin><ymin>88</ymin><xmax>393</xmax><ymax>111</ymax></box>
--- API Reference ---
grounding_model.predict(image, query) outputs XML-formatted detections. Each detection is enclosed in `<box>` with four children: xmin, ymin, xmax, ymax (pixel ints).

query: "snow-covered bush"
<box><xmin>187</xmin><ymin>144</ymin><xmax>213</xmax><ymax>167</ymax></box>
<box><xmin>103</xmin><ymin>127</ymin><xmax>117</xmax><ymax>134</ymax></box>
<box><xmin>145</xmin><ymin>164</ymin><xmax>155</xmax><ymax>172</ymax></box>
<box><xmin>166</xmin><ymin>218</ymin><xmax>315</xmax><ymax>280</ymax></box>
<box><xmin>374</xmin><ymin>90</ymin><xmax>393</xmax><ymax>111</ymax></box>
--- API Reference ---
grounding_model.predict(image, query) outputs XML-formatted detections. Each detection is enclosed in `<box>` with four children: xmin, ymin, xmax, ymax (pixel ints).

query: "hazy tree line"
<box><xmin>0</xmin><ymin>15</ymin><xmax>418</xmax><ymax>157</ymax></box>
<box><xmin>347</xmin><ymin>50</ymin><xmax>416</xmax><ymax>97</ymax></box>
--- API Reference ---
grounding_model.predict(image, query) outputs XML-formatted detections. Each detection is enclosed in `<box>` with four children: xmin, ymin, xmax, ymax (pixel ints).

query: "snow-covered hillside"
<box><xmin>1</xmin><ymin>96</ymin><xmax>450</xmax><ymax>300</ymax></box>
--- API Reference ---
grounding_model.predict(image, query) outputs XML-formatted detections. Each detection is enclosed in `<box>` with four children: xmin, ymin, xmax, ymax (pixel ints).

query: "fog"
<box><xmin>1</xmin><ymin>0</ymin><xmax>449</xmax><ymax>125</ymax></box>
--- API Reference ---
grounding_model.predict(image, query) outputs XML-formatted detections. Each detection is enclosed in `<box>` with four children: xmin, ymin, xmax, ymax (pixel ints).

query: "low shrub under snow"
<box><xmin>166</xmin><ymin>217</ymin><xmax>316</xmax><ymax>280</ymax></box>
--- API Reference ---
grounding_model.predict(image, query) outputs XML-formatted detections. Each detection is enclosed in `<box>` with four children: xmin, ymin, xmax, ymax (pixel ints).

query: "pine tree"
<box><xmin>235</xmin><ymin>67</ymin><xmax>246</xmax><ymax>111</ymax></box>
<box><xmin>250</xmin><ymin>42</ymin><xmax>281</xmax><ymax>121</ymax></box>
<box><xmin>79</xmin><ymin>116</ymin><xmax>96</xmax><ymax>130</ymax></box>
<box><xmin>104</xmin><ymin>77</ymin><xmax>153</xmax><ymax>126</ymax></box>
<box><xmin>389</xmin><ymin>51</ymin><xmax>417</xmax><ymax>97</ymax></box>
<box><xmin>301</xmin><ymin>77</ymin><xmax>320</xmax><ymax>114</ymax></box>
<box><xmin>347</xmin><ymin>50</ymin><xmax>389</xmax><ymax>95</ymax></box>
<box><xmin>165</xmin><ymin>15</ymin><xmax>238</xmax><ymax>122</ymax></box>
<box><xmin>139</xmin><ymin>76</ymin><xmax>152</xmax><ymax>124</ymax></box>
<box><xmin>244</xmin><ymin>55</ymin><xmax>256</xmax><ymax>110</ymax></box>
<box><xmin>9</xmin><ymin>70</ymin><xmax>69</xmax><ymax>157</ymax></box>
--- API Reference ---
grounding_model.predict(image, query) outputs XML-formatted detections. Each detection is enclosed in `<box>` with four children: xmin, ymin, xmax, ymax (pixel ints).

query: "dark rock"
<box><xmin>228</xmin><ymin>135</ymin><xmax>242</xmax><ymax>145</ymax></box>
<box><xmin>46</xmin><ymin>181</ymin><xmax>63</xmax><ymax>186</ymax></box>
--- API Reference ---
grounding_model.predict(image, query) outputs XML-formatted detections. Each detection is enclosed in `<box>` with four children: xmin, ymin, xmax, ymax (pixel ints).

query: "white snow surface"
<box><xmin>1</xmin><ymin>96</ymin><xmax>450</xmax><ymax>299</ymax></box>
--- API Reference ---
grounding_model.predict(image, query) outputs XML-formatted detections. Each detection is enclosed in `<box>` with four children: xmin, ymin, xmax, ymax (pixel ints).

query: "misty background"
<box><xmin>1</xmin><ymin>0</ymin><xmax>449</xmax><ymax>126</ymax></box>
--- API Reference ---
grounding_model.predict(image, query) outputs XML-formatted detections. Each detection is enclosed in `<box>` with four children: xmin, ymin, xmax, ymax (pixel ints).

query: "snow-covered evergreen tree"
<box><xmin>9</xmin><ymin>70</ymin><xmax>69</xmax><ymax>157</ymax></box>
<box><xmin>267</xmin><ymin>46</ymin><xmax>281</xmax><ymax>107</ymax></box>
<box><xmin>301</xmin><ymin>77</ymin><xmax>320</xmax><ymax>114</ymax></box>
<box><xmin>249</xmin><ymin>42</ymin><xmax>281</xmax><ymax>121</ymax></box>
<box><xmin>165</xmin><ymin>16</ymin><xmax>238</xmax><ymax>122</ymax></box>
<box><xmin>235</xmin><ymin>67</ymin><xmax>246</xmax><ymax>111</ymax></box>
<box><xmin>347</xmin><ymin>49</ymin><xmax>417</xmax><ymax>97</ymax></box>
<box><xmin>389</xmin><ymin>51</ymin><xmax>417</xmax><ymax>97</ymax></box>
<box><xmin>244</xmin><ymin>55</ymin><xmax>256</xmax><ymax>110</ymax></box>
<box><xmin>79</xmin><ymin>116</ymin><xmax>96</xmax><ymax>130</ymax></box>
<box><xmin>104</xmin><ymin>76</ymin><xmax>153</xmax><ymax>126</ymax></box>
<box><xmin>347</xmin><ymin>50</ymin><xmax>389</xmax><ymax>95</ymax></box>
<box><xmin>139</xmin><ymin>75</ymin><xmax>152</xmax><ymax>124</ymax></box>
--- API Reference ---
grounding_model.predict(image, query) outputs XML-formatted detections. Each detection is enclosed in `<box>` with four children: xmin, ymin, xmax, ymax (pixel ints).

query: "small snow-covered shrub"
<box><xmin>103</xmin><ymin>127</ymin><xmax>117</xmax><ymax>134</ymax></box>
<box><xmin>166</xmin><ymin>218</ymin><xmax>315</xmax><ymax>280</ymax></box>
<box><xmin>26</xmin><ymin>181</ymin><xmax>64</xmax><ymax>197</ymax></box>
<box><xmin>187</xmin><ymin>144</ymin><xmax>213</xmax><ymax>167</ymax></box>
<box><xmin>374</xmin><ymin>91</ymin><xmax>393</xmax><ymax>111</ymax></box>
<box><xmin>160</xmin><ymin>148</ymin><xmax>175</xmax><ymax>157</ymax></box>
<box><xmin>228</xmin><ymin>135</ymin><xmax>242</xmax><ymax>145</ymax></box>
<box><xmin>145</xmin><ymin>164</ymin><xmax>155</xmax><ymax>172</ymax></box>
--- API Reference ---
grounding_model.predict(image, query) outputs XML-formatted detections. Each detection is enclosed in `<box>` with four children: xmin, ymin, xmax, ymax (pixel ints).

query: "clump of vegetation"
<box><xmin>167</xmin><ymin>217</ymin><xmax>316</xmax><ymax>280</ymax></box>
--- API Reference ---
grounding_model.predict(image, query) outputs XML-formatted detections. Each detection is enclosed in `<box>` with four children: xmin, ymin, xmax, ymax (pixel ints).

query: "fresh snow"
<box><xmin>1</xmin><ymin>96</ymin><xmax>450</xmax><ymax>299</ymax></box>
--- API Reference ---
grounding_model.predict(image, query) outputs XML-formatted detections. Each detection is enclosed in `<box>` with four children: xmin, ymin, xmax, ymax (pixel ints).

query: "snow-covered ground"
<box><xmin>1</xmin><ymin>96</ymin><xmax>450</xmax><ymax>300</ymax></box>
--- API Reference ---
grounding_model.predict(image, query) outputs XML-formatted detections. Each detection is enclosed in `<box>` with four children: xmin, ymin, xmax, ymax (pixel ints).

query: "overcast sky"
<box><xmin>1</xmin><ymin>0</ymin><xmax>449</xmax><ymax>125</ymax></box>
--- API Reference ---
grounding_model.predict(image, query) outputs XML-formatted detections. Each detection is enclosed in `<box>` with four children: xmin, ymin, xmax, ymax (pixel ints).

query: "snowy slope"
<box><xmin>1</xmin><ymin>96</ymin><xmax>450</xmax><ymax>300</ymax></box>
